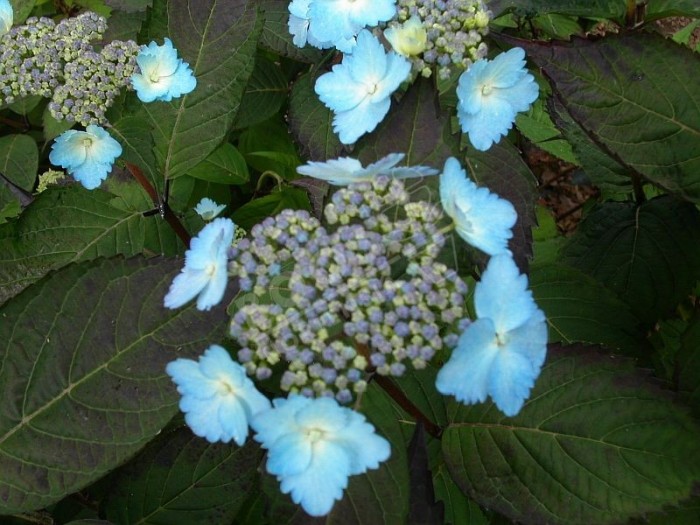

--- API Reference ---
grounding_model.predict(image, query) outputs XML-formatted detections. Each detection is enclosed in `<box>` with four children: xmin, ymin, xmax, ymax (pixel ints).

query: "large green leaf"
<box><xmin>562</xmin><ymin>196</ymin><xmax>700</xmax><ymax>324</ymax></box>
<box><xmin>0</xmin><ymin>257</ymin><xmax>230</xmax><ymax>513</ymax></box>
<box><xmin>142</xmin><ymin>0</ymin><xmax>263</xmax><ymax>179</ymax></box>
<box><xmin>187</xmin><ymin>143</ymin><xmax>249</xmax><ymax>185</ymax></box>
<box><xmin>646</xmin><ymin>0</ymin><xmax>700</xmax><ymax>20</ymax></box>
<box><xmin>530</xmin><ymin>263</ymin><xmax>645</xmax><ymax>354</ymax></box>
<box><xmin>0</xmin><ymin>186</ymin><xmax>183</xmax><ymax>304</ymax></box>
<box><xmin>0</xmin><ymin>134</ymin><xmax>38</xmax><ymax>191</ymax></box>
<box><xmin>442</xmin><ymin>345</ymin><xmax>700</xmax><ymax>525</ymax></box>
<box><xmin>256</xmin><ymin>0</ymin><xmax>323</xmax><ymax>63</ymax></box>
<box><xmin>525</xmin><ymin>33</ymin><xmax>700</xmax><ymax>202</ymax></box>
<box><xmin>234</xmin><ymin>53</ymin><xmax>289</xmax><ymax>130</ymax></box>
<box><xmin>489</xmin><ymin>0</ymin><xmax>625</xmax><ymax>20</ymax></box>
<box><xmin>676</xmin><ymin>311</ymin><xmax>700</xmax><ymax>417</ymax></box>
<box><xmin>104</xmin><ymin>428</ymin><xmax>262</xmax><ymax>524</ymax></box>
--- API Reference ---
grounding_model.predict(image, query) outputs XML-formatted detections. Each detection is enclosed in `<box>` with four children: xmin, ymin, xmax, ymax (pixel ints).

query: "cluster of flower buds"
<box><xmin>389</xmin><ymin>0</ymin><xmax>492</xmax><ymax>79</ymax></box>
<box><xmin>229</xmin><ymin>176</ymin><xmax>470</xmax><ymax>403</ymax></box>
<box><xmin>0</xmin><ymin>12</ymin><xmax>138</xmax><ymax>125</ymax></box>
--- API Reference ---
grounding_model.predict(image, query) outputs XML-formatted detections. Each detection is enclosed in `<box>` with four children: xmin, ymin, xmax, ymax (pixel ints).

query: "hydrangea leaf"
<box><xmin>288</xmin><ymin>72</ymin><xmax>345</xmax><ymax>161</ymax></box>
<box><xmin>489</xmin><ymin>0</ymin><xmax>625</xmax><ymax>20</ymax></box>
<box><xmin>256</xmin><ymin>0</ymin><xmax>323</xmax><ymax>63</ymax></box>
<box><xmin>646</xmin><ymin>0</ymin><xmax>700</xmax><ymax>20</ymax></box>
<box><xmin>102</xmin><ymin>9</ymin><xmax>148</xmax><ymax>42</ymax></box>
<box><xmin>442</xmin><ymin>344</ymin><xmax>700</xmax><ymax>525</ymax></box>
<box><xmin>0</xmin><ymin>256</ymin><xmax>230</xmax><ymax>513</ymax></box>
<box><xmin>529</xmin><ymin>262</ymin><xmax>646</xmax><ymax>354</ymax></box>
<box><xmin>187</xmin><ymin>143</ymin><xmax>249</xmax><ymax>185</ymax></box>
<box><xmin>104</xmin><ymin>428</ymin><xmax>262</xmax><ymax>524</ymax></box>
<box><xmin>676</xmin><ymin>311</ymin><xmax>700</xmax><ymax>417</ymax></box>
<box><xmin>7</xmin><ymin>0</ymin><xmax>34</xmax><ymax>24</ymax></box>
<box><xmin>0</xmin><ymin>186</ymin><xmax>183</xmax><ymax>305</ymax></box>
<box><xmin>515</xmin><ymin>98</ymin><xmax>578</xmax><ymax>165</ymax></box>
<box><xmin>562</xmin><ymin>196</ymin><xmax>700</xmax><ymax>324</ymax></box>
<box><xmin>524</xmin><ymin>32</ymin><xmax>700</xmax><ymax>202</ymax></box>
<box><xmin>0</xmin><ymin>134</ymin><xmax>38</xmax><ymax>192</ymax></box>
<box><xmin>104</xmin><ymin>0</ymin><xmax>152</xmax><ymax>12</ymax></box>
<box><xmin>234</xmin><ymin>53</ymin><xmax>289</xmax><ymax>130</ymax></box>
<box><xmin>142</xmin><ymin>0</ymin><xmax>263</xmax><ymax>179</ymax></box>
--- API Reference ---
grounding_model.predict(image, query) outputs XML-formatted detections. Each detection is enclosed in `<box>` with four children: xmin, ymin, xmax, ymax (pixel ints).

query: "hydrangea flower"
<box><xmin>439</xmin><ymin>157</ymin><xmax>516</xmax><ymax>256</ymax></box>
<box><xmin>288</xmin><ymin>0</ymin><xmax>355</xmax><ymax>53</ymax></box>
<box><xmin>49</xmin><ymin>125</ymin><xmax>122</xmax><ymax>190</ymax></box>
<box><xmin>0</xmin><ymin>0</ymin><xmax>12</xmax><ymax>37</ymax></box>
<box><xmin>194</xmin><ymin>197</ymin><xmax>226</xmax><ymax>221</ymax></box>
<box><xmin>304</xmin><ymin>0</ymin><xmax>396</xmax><ymax>50</ymax></box>
<box><xmin>315</xmin><ymin>30</ymin><xmax>411</xmax><ymax>144</ymax></box>
<box><xmin>167</xmin><ymin>345</ymin><xmax>271</xmax><ymax>444</ymax></box>
<box><xmin>436</xmin><ymin>254</ymin><xmax>548</xmax><ymax>416</ymax></box>
<box><xmin>164</xmin><ymin>217</ymin><xmax>234</xmax><ymax>311</ymax></box>
<box><xmin>131</xmin><ymin>38</ymin><xmax>197</xmax><ymax>103</ymax></box>
<box><xmin>297</xmin><ymin>152</ymin><xmax>437</xmax><ymax>185</ymax></box>
<box><xmin>251</xmin><ymin>395</ymin><xmax>391</xmax><ymax>516</ymax></box>
<box><xmin>384</xmin><ymin>15</ymin><xmax>427</xmax><ymax>58</ymax></box>
<box><xmin>456</xmin><ymin>47</ymin><xmax>539</xmax><ymax>151</ymax></box>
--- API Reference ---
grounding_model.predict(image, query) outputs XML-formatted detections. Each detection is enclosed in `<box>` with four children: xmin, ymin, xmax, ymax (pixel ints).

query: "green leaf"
<box><xmin>256</xmin><ymin>0</ymin><xmax>323</xmax><ymax>63</ymax></box>
<box><xmin>42</xmin><ymin>105</ymin><xmax>75</xmax><ymax>142</ymax></box>
<box><xmin>488</xmin><ymin>0</ymin><xmax>626</xmax><ymax>20</ymax></box>
<box><xmin>111</xmin><ymin>116</ymin><xmax>161</xmax><ymax>189</ymax></box>
<box><xmin>142</xmin><ymin>0</ymin><xmax>263</xmax><ymax>179</ymax></box>
<box><xmin>646</xmin><ymin>0</ymin><xmax>700</xmax><ymax>20</ymax></box>
<box><xmin>562</xmin><ymin>196</ymin><xmax>700</xmax><ymax>324</ymax></box>
<box><xmin>0</xmin><ymin>256</ymin><xmax>230</xmax><ymax>513</ymax></box>
<box><xmin>104</xmin><ymin>0</ymin><xmax>152</xmax><ymax>11</ymax></box>
<box><xmin>8</xmin><ymin>0</ymin><xmax>36</xmax><ymax>23</ymax></box>
<box><xmin>231</xmin><ymin>186</ymin><xmax>310</xmax><ymax>230</ymax></box>
<box><xmin>238</xmin><ymin>117</ymin><xmax>301</xmax><ymax>180</ymax></box>
<box><xmin>357</xmin><ymin>77</ymin><xmax>459</xmax><ymax>169</ymax></box>
<box><xmin>65</xmin><ymin>521</ymin><xmax>115</xmax><ymax>525</ymax></box>
<box><xmin>188</xmin><ymin>142</ymin><xmax>249</xmax><ymax>185</ymax></box>
<box><xmin>515</xmin><ymin>98</ymin><xmax>578</xmax><ymax>165</ymax></box>
<box><xmin>676</xmin><ymin>311</ymin><xmax>700</xmax><ymax>417</ymax></box>
<box><xmin>0</xmin><ymin>186</ymin><xmax>184</xmax><ymax>304</ymax></box>
<box><xmin>234</xmin><ymin>53</ymin><xmax>288</xmax><ymax>130</ymax></box>
<box><xmin>525</xmin><ymin>33</ymin><xmax>700</xmax><ymax>202</ymax></box>
<box><xmin>288</xmin><ymin>72</ymin><xmax>344</xmax><ymax>161</ymax></box>
<box><xmin>102</xmin><ymin>9</ymin><xmax>148</xmax><ymax>41</ymax></box>
<box><xmin>0</xmin><ymin>134</ymin><xmax>38</xmax><ymax>191</ymax></box>
<box><xmin>104</xmin><ymin>428</ymin><xmax>262</xmax><ymax>525</ymax></box>
<box><xmin>530</xmin><ymin>262</ymin><xmax>645</xmax><ymax>353</ymax></box>
<box><xmin>442</xmin><ymin>344</ymin><xmax>700</xmax><ymax>525</ymax></box>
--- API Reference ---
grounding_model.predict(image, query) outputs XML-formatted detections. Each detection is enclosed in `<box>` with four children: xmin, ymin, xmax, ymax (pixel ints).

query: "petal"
<box><xmin>166</xmin><ymin>358</ymin><xmax>218</xmax><ymax>399</ymax></box>
<box><xmin>435</xmin><ymin>318</ymin><xmax>499</xmax><ymax>404</ymax></box>
<box><xmin>84</xmin><ymin>125</ymin><xmax>122</xmax><ymax>165</ymax></box>
<box><xmin>315</xmin><ymin>64</ymin><xmax>367</xmax><ymax>113</ymax></box>
<box><xmin>266</xmin><ymin>431</ymin><xmax>314</xmax><ymax>477</ymax></box>
<box><xmin>288</xmin><ymin>14</ymin><xmax>309</xmax><ymax>47</ymax></box>
<box><xmin>252</xmin><ymin>396</ymin><xmax>306</xmax><ymax>448</ymax></box>
<box><xmin>70</xmin><ymin>160</ymin><xmax>112</xmax><ymax>190</ymax></box>
<box><xmin>456</xmin><ymin>59</ymin><xmax>490</xmax><ymax>114</ymax></box>
<box><xmin>500</xmin><ymin>73</ymin><xmax>540</xmax><ymax>113</ymax></box>
<box><xmin>334</xmin><ymin>412</ymin><xmax>391</xmax><ymax>474</ymax></box>
<box><xmin>362</xmin><ymin>153</ymin><xmax>405</xmax><ymax>176</ymax></box>
<box><xmin>296</xmin><ymin>157</ymin><xmax>364</xmax><ymax>184</ymax></box>
<box><xmin>370</xmin><ymin>51</ymin><xmax>411</xmax><ymax>102</ymax></box>
<box><xmin>163</xmin><ymin>268</ymin><xmax>210</xmax><ymax>309</ymax></box>
<box><xmin>216</xmin><ymin>395</ymin><xmax>252</xmax><ymax>445</ymax></box>
<box><xmin>195</xmin><ymin>261</ymin><xmax>228</xmax><ymax>311</ymax></box>
<box><xmin>345</xmin><ymin>30</ymin><xmax>388</xmax><ymax>86</ymax></box>
<box><xmin>333</xmin><ymin>96</ymin><xmax>391</xmax><ymax>145</ymax></box>
<box><xmin>49</xmin><ymin>130</ymin><xmax>88</xmax><ymax>169</ymax></box>
<box><xmin>457</xmin><ymin>95</ymin><xmax>517</xmax><ymax>151</ymax></box>
<box><xmin>485</xmin><ymin>47</ymin><xmax>528</xmax><ymax>89</ymax></box>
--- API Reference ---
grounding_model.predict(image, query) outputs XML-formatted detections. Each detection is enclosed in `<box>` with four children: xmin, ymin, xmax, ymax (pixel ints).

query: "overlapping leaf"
<box><xmin>234</xmin><ymin>54</ymin><xmax>288</xmax><ymax>130</ymax></box>
<box><xmin>442</xmin><ymin>345</ymin><xmax>700</xmax><ymax>525</ymax></box>
<box><xmin>0</xmin><ymin>134</ymin><xmax>38</xmax><ymax>191</ymax></box>
<box><xmin>489</xmin><ymin>0</ymin><xmax>625</xmax><ymax>20</ymax></box>
<box><xmin>0</xmin><ymin>257</ymin><xmax>230</xmax><ymax>513</ymax></box>
<box><xmin>256</xmin><ymin>0</ymin><xmax>323</xmax><ymax>63</ymax></box>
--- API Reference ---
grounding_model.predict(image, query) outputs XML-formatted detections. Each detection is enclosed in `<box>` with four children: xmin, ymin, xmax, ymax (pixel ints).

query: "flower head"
<box><xmin>194</xmin><ymin>197</ymin><xmax>226</xmax><ymax>221</ymax></box>
<box><xmin>131</xmin><ymin>38</ymin><xmax>197</xmax><ymax>103</ymax></box>
<box><xmin>439</xmin><ymin>157</ymin><xmax>516</xmax><ymax>256</ymax></box>
<box><xmin>384</xmin><ymin>16</ymin><xmax>427</xmax><ymax>57</ymax></box>
<box><xmin>304</xmin><ymin>0</ymin><xmax>396</xmax><ymax>49</ymax></box>
<box><xmin>315</xmin><ymin>30</ymin><xmax>411</xmax><ymax>144</ymax></box>
<box><xmin>296</xmin><ymin>152</ymin><xmax>437</xmax><ymax>185</ymax></box>
<box><xmin>288</xmin><ymin>0</ymin><xmax>355</xmax><ymax>52</ymax></box>
<box><xmin>252</xmin><ymin>395</ymin><xmax>391</xmax><ymax>516</ymax></box>
<box><xmin>167</xmin><ymin>345</ymin><xmax>271</xmax><ymax>444</ymax></box>
<box><xmin>49</xmin><ymin>125</ymin><xmax>122</xmax><ymax>190</ymax></box>
<box><xmin>0</xmin><ymin>0</ymin><xmax>12</xmax><ymax>37</ymax></box>
<box><xmin>164</xmin><ymin>217</ymin><xmax>234</xmax><ymax>311</ymax></box>
<box><xmin>436</xmin><ymin>254</ymin><xmax>547</xmax><ymax>416</ymax></box>
<box><xmin>456</xmin><ymin>47</ymin><xmax>539</xmax><ymax>151</ymax></box>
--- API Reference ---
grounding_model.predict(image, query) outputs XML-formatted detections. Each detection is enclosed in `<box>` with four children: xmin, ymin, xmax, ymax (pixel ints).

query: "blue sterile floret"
<box><xmin>164</xmin><ymin>217</ymin><xmax>234</xmax><ymax>311</ymax></box>
<box><xmin>315</xmin><ymin>30</ymin><xmax>411</xmax><ymax>144</ymax></box>
<box><xmin>131</xmin><ymin>37</ymin><xmax>196</xmax><ymax>103</ymax></box>
<box><xmin>456</xmin><ymin>47</ymin><xmax>539</xmax><ymax>151</ymax></box>
<box><xmin>439</xmin><ymin>156</ymin><xmax>517</xmax><ymax>256</ymax></box>
<box><xmin>435</xmin><ymin>254</ymin><xmax>548</xmax><ymax>416</ymax></box>
<box><xmin>194</xmin><ymin>197</ymin><xmax>226</xmax><ymax>221</ymax></box>
<box><xmin>49</xmin><ymin>125</ymin><xmax>122</xmax><ymax>190</ymax></box>
<box><xmin>166</xmin><ymin>345</ymin><xmax>271</xmax><ymax>445</ymax></box>
<box><xmin>251</xmin><ymin>395</ymin><xmax>391</xmax><ymax>516</ymax></box>
<box><xmin>0</xmin><ymin>0</ymin><xmax>13</xmax><ymax>37</ymax></box>
<box><xmin>296</xmin><ymin>152</ymin><xmax>437</xmax><ymax>185</ymax></box>
<box><xmin>288</xmin><ymin>0</ymin><xmax>356</xmax><ymax>52</ymax></box>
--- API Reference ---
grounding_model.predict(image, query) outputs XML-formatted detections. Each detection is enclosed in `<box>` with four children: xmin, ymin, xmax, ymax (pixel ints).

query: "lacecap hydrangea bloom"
<box><xmin>296</xmin><ymin>152</ymin><xmax>437</xmax><ymax>185</ymax></box>
<box><xmin>0</xmin><ymin>0</ymin><xmax>12</xmax><ymax>37</ymax></box>
<box><xmin>131</xmin><ymin>38</ymin><xmax>197</xmax><ymax>103</ymax></box>
<box><xmin>251</xmin><ymin>395</ymin><xmax>391</xmax><ymax>516</ymax></box>
<box><xmin>436</xmin><ymin>254</ymin><xmax>547</xmax><ymax>416</ymax></box>
<box><xmin>194</xmin><ymin>197</ymin><xmax>226</xmax><ymax>221</ymax></box>
<box><xmin>439</xmin><ymin>157</ymin><xmax>516</xmax><ymax>256</ymax></box>
<box><xmin>457</xmin><ymin>47</ymin><xmax>539</xmax><ymax>151</ymax></box>
<box><xmin>315</xmin><ymin>30</ymin><xmax>411</xmax><ymax>144</ymax></box>
<box><xmin>164</xmin><ymin>217</ymin><xmax>234</xmax><ymax>311</ymax></box>
<box><xmin>49</xmin><ymin>125</ymin><xmax>122</xmax><ymax>190</ymax></box>
<box><xmin>166</xmin><ymin>345</ymin><xmax>271</xmax><ymax>444</ymax></box>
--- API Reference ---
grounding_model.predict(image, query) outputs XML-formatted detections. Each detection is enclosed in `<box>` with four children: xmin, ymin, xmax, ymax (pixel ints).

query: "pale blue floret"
<box><xmin>456</xmin><ymin>47</ymin><xmax>539</xmax><ymax>151</ymax></box>
<box><xmin>251</xmin><ymin>395</ymin><xmax>391</xmax><ymax>517</ymax></box>
<box><xmin>307</xmin><ymin>0</ymin><xmax>397</xmax><ymax>48</ymax></box>
<box><xmin>297</xmin><ymin>152</ymin><xmax>437</xmax><ymax>185</ymax></box>
<box><xmin>164</xmin><ymin>217</ymin><xmax>234</xmax><ymax>311</ymax></box>
<box><xmin>315</xmin><ymin>30</ymin><xmax>411</xmax><ymax>144</ymax></box>
<box><xmin>166</xmin><ymin>345</ymin><xmax>271</xmax><ymax>445</ymax></box>
<box><xmin>0</xmin><ymin>0</ymin><xmax>12</xmax><ymax>37</ymax></box>
<box><xmin>49</xmin><ymin>125</ymin><xmax>122</xmax><ymax>190</ymax></box>
<box><xmin>194</xmin><ymin>197</ymin><xmax>226</xmax><ymax>221</ymax></box>
<box><xmin>131</xmin><ymin>38</ymin><xmax>197</xmax><ymax>103</ymax></box>
<box><xmin>439</xmin><ymin>157</ymin><xmax>517</xmax><ymax>256</ymax></box>
<box><xmin>435</xmin><ymin>254</ymin><xmax>548</xmax><ymax>416</ymax></box>
<box><xmin>288</xmin><ymin>0</ymin><xmax>355</xmax><ymax>52</ymax></box>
